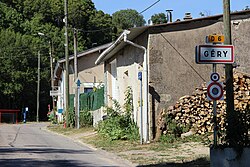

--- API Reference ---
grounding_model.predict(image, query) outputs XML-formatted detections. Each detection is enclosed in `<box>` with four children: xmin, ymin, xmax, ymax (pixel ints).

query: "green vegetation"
<box><xmin>0</xmin><ymin>1</ymin><xmax>147</xmax><ymax>119</ymax></box>
<box><xmin>151</xmin><ymin>13</ymin><xmax>167</xmax><ymax>24</ymax></box>
<box><xmin>112</xmin><ymin>9</ymin><xmax>146</xmax><ymax>34</ymax></box>
<box><xmin>48</xmin><ymin>124</ymin><xmax>210</xmax><ymax>166</ymax></box>
<box><xmin>79</xmin><ymin>110</ymin><xmax>93</xmax><ymax>127</ymax></box>
<box><xmin>97</xmin><ymin>87</ymin><xmax>139</xmax><ymax>141</ymax></box>
<box><xmin>48</xmin><ymin>124</ymin><xmax>94</xmax><ymax>136</ymax></box>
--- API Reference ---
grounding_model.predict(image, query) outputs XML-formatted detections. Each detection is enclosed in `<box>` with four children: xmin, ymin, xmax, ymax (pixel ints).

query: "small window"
<box><xmin>84</xmin><ymin>88</ymin><xmax>93</xmax><ymax>93</ymax></box>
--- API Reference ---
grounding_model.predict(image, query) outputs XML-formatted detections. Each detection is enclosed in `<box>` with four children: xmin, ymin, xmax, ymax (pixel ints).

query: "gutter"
<box><xmin>95</xmin><ymin>29</ymin><xmax>149</xmax><ymax>143</ymax></box>
<box><xmin>123</xmin><ymin>31</ymin><xmax>149</xmax><ymax>144</ymax></box>
<box><xmin>95</xmin><ymin>30</ymin><xmax>130</xmax><ymax>65</ymax></box>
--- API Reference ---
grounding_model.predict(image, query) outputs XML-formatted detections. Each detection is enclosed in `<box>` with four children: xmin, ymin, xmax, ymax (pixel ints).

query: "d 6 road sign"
<box><xmin>195</xmin><ymin>45</ymin><xmax>234</xmax><ymax>64</ymax></box>
<box><xmin>207</xmin><ymin>35</ymin><xmax>224</xmax><ymax>43</ymax></box>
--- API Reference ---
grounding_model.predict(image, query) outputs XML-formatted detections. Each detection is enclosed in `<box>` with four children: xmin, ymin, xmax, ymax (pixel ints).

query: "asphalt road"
<box><xmin>0</xmin><ymin>122</ymin><xmax>135</xmax><ymax>167</ymax></box>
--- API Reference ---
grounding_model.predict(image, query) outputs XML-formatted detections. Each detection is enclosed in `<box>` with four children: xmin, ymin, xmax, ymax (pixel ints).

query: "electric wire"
<box><xmin>139</xmin><ymin>0</ymin><xmax>161</xmax><ymax>14</ymax></box>
<box><xmin>72</xmin><ymin>27</ymin><xmax>112</xmax><ymax>33</ymax></box>
<box><xmin>69</xmin><ymin>1</ymin><xmax>161</xmax><ymax>33</ymax></box>
<box><xmin>160</xmin><ymin>33</ymin><xmax>206</xmax><ymax>82</ymax></box>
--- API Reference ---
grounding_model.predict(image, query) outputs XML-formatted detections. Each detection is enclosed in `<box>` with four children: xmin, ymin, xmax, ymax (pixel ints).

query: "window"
<box><xmin>84</xmin><ymin>88</ymin><xmax>93</xmax><ymax>93</ymax></box>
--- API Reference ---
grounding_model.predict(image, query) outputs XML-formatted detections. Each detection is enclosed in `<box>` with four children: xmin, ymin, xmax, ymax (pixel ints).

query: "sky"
<box><xmin>92</xmin><ymin>0</ymin><xmax>250</xmax><ymax>23</ymax></box>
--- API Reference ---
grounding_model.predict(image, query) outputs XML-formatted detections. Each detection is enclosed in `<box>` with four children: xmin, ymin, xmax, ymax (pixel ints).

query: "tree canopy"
<box><xmin>151</xmin><ymin>13</ymin><xmax>167</xmax><ymax>25</ymax></box>
<box><xmin>112</xmin><ymin>9</ymin><xmax>146</xmax><ymax>34</ymax></box>
<box><xmin>0</xmin><ymin>0</ymin><xmax>146</xmax><ymax>120</ymax></box>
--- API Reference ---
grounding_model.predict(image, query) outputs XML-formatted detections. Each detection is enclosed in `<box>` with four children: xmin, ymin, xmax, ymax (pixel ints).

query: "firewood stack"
<box><xmin>161</xmin><ymin>71</ymin><xmax>250</xmax><ymax>135</ymax></box>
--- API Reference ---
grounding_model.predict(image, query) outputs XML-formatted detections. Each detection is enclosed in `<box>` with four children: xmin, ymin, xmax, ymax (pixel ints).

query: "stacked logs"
<box><xmin>162</xmin><ymin>71</ymin><xmax>250</xmax><ymax>135</ymax></box>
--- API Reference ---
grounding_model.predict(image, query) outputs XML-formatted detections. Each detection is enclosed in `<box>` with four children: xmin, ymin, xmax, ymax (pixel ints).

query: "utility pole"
<box><xmin>49</xmin><ymin>40</ymin><xmax>55</xmax><ymax>109</ymax></box>
<box><xmin>74</xmin><ymin>28</ymin><xmax>78</xmax><ymax>81</ymax></box>
<box><xmin>37</xmin><ymin>32</ymin><xmax>55</xmax><ymax>114</ymax></box>
<box><xmin>73</xmin><ymin>28</ymin><xmax>79</xmax><ymax>128</ymax></box>
<box><xmin>223</xmin><ymin>0</ymin><xmax>234</xmax><ymax>116</ymax></box>
<box><xmin>37</xmin><ymin>51</ymin><xmax>40</xmax><ymax>122</ymax></box>
<box><xmin>64</xmin><ymin>0</ymin><xmax>69</xmax><ymax>127</ymax></box>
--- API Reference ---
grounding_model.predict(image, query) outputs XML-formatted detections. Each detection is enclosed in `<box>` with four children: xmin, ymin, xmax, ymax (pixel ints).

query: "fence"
<box><xmin>70</xmin><ymin>87</ymin><xmax>104</xmax><ymax>111</ymax></box>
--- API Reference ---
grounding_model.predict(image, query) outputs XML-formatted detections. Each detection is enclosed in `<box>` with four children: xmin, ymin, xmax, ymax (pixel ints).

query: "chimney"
<box><xmin>148</xmin><ymin>19</ymin><xmax>153</xmax><ymax>25</ymax></box>
<box><xmin>183</xmin><ymin>12</ymin><xmax>192</xmax><ymax>20</ymax></box>
<box><xmin>166</xmin><ymin>9</ymin><xmax>173</xmax><ymax>23</ymax></box>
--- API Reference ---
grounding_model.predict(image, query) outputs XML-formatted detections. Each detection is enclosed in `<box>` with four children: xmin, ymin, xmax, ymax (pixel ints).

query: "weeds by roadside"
<box><xmin>47</xmin><ymin>124</ymin><xmax>210</xmax><ymax>166</ymax></box>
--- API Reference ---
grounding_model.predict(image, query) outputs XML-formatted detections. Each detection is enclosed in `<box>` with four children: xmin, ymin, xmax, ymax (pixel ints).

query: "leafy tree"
<box><xmin>0</xmin><ymin>2</ymin><xmax>23</xmax><ymax>31</ymax></box>
<box><xmin>112</xmin><ymin>9</ymin><xmax>145</xmax><ymax>34</ymax></box>
<box><xmin>0</xmin><ymin>30</ymin><xmax>38</xmax><ymax>109</ymax></box>
<box><xmin>68</xmin><ymin>0</ymin><xmax>95</xmax><ymax>28</ymax></box>
<box><xmin>0</xmin><ymin>0</ymin><xmax>131</xmax><ymax>120</ymax></box>
<box><xmin>151</xmin><ymin>13</ymin><xmax>167</xmax><ymax>25</ymax></box>
<box><xmin>86</xmin><ymin>10</ymin><xmax>114</xmax><ymax>48</ymax></box>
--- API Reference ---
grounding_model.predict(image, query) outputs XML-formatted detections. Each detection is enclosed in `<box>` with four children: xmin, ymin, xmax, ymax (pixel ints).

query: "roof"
<box><xmin>95</xmin><ymin>28</ymin><xmax>147</xmax><ymax>64</ymax></box>
<box><xmin>95</xmin><ymin>10</ymin><xmax>250</xmax><ymax>65</ymax></box>
<box><xmin>58</xmin><ymin>42</ymin><xmax>112</xmax><ymax>63</ymax></box>
<box><xmin>54</xmin><ymin>42</ymin><xmax>112</xmax><ymax>84</ymax></box>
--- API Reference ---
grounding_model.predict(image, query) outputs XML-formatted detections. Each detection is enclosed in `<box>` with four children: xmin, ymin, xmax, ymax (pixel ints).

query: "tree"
<box><xmin>0</xmin><ymin>30</ymin><xmax>37</xmax><ymax>108</ymax></box>
<box><xmin>86</xmin><ymin>10</ymin><xmax>113</xmax><ymax>48</ymax></box>
<box><xmin>0</xmin><ymin>3</ymin><xmax>23</xmax><ymax>32</ymax></box>
<box><xmin>112</xmin><ymin>9</ymin><xmax>146</xmax><ymax>34</ymax></box>
<box><xmin>151</xmin><ymin>13</ymin><xmax>167</xmax><ymax>25</ymax></box>
<box><xmin>0</xmin><ymin>0</ymin><xmax>119</xmax><ymax>120</ymax></box>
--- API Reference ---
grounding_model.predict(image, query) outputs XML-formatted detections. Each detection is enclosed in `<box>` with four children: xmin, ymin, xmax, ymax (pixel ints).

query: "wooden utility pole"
<box><xmin>64</xmin><ymin>0</ymin><xmax>69</xmax><ymax>126</ymax></box>
<box><xmin>223</xmin><ymin>0</ymin><xmax>234</xmax><ymax>114</ymax></box>
<box><xmin>73</xmin><ymin>28</ymin><xmax>79</xmax><ymax>128</ymax></box>
<box><xmin>49</xmin><ymin>40</ymin><xmax>55</xmax><ymax>109</ymax></box>
<box><xmin>36</xmin><ymin>51</ymin><xmax>40</xmax><ymax>122</ymax></box>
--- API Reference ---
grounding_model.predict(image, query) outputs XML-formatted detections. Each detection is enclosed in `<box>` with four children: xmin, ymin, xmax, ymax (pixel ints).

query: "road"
<box><xmin>0</xmin><ymin>122</ymin><xmax>135</xmax><ymax>167</ymax></box>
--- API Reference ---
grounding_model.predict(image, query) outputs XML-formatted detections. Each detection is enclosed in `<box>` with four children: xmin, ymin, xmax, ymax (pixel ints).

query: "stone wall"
<box><xmin>147</xmin><ymin>15</ymin><xmax>250</xmax><ymax>139</ymax></box>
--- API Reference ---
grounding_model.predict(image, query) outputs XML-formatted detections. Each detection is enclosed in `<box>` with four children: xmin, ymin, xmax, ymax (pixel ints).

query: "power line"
<box><xmin>159</xmin><ymin>33</ymin><xmax>206</xmax><ymax>82</ymax></box>
<box><xmin>69</xmin><ymin>27</ymin><xmax>112</xmax><ymax>33</ymax></box>
<box><xmin>139</xmin><ymin>0</ymin><xmax>161</xmax><ymax>15</ymax></box>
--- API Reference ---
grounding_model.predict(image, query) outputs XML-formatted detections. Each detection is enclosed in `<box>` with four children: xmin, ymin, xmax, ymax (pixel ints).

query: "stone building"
<box><xmin>95</xmin><ymin>10</ymin><xmax>250</xmax><ymax>141</ymax></box>
<box><xmin>53</xmin><ymin>43</ymin><xmax>111</xmax><ymax>122</ymax></box>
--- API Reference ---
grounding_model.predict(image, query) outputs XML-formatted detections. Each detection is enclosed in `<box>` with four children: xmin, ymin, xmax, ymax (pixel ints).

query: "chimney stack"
<box><xmin>166</xmin><ymin>9</ymin><xmax>173</xmax><ymax>23</ymax></box>
<box><xmin>183</xmin><ymin>12</ymin><xmax>192</xmax><ymax>20</ymax></box>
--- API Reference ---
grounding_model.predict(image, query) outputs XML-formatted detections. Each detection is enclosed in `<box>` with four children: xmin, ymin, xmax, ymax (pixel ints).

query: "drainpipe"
<box><xmin>124</xmin><ymin>31</ymin><xmax>149</xmax><ymax>143</ymax></box>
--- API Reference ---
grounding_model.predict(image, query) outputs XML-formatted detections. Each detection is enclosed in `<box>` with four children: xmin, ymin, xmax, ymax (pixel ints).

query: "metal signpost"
<box><xmin>138</xmin><ymin>71</ymin><xmax>143</xmax><ymax>144</ymax></box>
<box><xmin>195</xmin><ymin>34</ymin><xmax>234</xmax><ymax>147</ymax></box>
<box><xmin>76</xmin><ymin>79</ymin><xmax>81</xmax><ymax>129</ymax></box>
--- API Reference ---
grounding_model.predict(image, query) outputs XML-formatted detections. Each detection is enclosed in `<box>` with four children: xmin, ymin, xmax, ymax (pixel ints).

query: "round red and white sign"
<box><xmin>207</xmin><ymin>81</ymin><xmax>224</xmax><ymax>101</ymax></box>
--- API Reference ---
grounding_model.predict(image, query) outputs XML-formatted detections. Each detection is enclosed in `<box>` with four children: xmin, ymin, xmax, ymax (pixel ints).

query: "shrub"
<box><xmin>79</xmin><ymin>110</ymin><xmax>93</xmax><ymax>127</ymax></box>
<box><xmin>68</xmin><ymin>108</ymin><xmax>75</xmax><ymax>128</ymax></box>
<box><xmin>97</xmin><ymin>87</ymin><xmax>139</xmax><ymax>141</ymax></box>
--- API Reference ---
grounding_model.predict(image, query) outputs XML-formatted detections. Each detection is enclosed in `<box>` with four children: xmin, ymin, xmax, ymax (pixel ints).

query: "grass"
<box><xmin>47</xmin><ymin>124</ymin><xmax>94</xmax><ymax>136</ymax></box>
<box><xmin>47</xmin><ymin>124</ymin><xmax>210</xmax><ymax>166</ymax></box>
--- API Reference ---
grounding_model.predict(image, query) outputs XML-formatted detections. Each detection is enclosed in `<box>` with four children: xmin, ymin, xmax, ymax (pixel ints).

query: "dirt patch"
<box><xmin>47</xmin><ymin>125</ymin><xmax>210</xmax><ymax>166</ymax></box>
<box><xmin>117</xmin><ymin>142</ymin><xmax>209</xmax><ymax>165</ymax></box>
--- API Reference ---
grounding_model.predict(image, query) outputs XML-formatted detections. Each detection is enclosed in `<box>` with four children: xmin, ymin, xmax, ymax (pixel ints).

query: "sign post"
<box><xmin>138</xmin><ymin>71</ymin><xmax>143</xmax><ymax>144</ymax></box>
<box><xmin>76</xmin><ymin>79</ymin><xmax>81</xmax><ymax>129</ymax></box>
<box><xmin>195</xmin><ymin>34</ymin><xmax>234</xmax><ymax>147</ymax></box>
<box><xmin>212</xmin><ymin>65</ymin><xmax>218</xmax><ymax>146</ymax></box>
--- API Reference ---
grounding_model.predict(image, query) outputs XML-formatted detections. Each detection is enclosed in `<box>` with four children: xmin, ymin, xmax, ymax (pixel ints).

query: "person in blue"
<box><xmin>23</xmin><ymin>107</ymin><xmax>28</xmax><ymax>123</ymax></box>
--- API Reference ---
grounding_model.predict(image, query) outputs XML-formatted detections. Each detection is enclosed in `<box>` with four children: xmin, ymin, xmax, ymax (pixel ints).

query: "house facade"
<box><xmin>95</xmin><ymin>10</ymin><xmax>250</xmax><ymax>142</ymax></box>
<box><xmin>54</xmin><ymin>43</ymin><xmax>111</xmax><ymax>122</ymax></box>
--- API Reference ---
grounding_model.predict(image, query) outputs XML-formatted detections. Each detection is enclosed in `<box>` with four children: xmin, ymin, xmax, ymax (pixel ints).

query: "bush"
<box><xmin>79</xmin><ymin>110</ymin><xmax>93</xmax><ymax>127</ymax></box>
<box><xmin>97</xmin><ymin>87</ymin><xmax>139</xmax><ymax>141</ymax></box>
<box><xmin>165</xmin><ymin>115</ymin><xmax>187</xmax><ymax>138</ymax></box>
<box><xmin>47</xmin><ymin>110</ymin><xmax>56</xmax><ymax>124</ymax></box>
<box><xmin>68</xmin><ymin>108</ymin><xmax>75</xmax><ymax>128</ymax></box>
